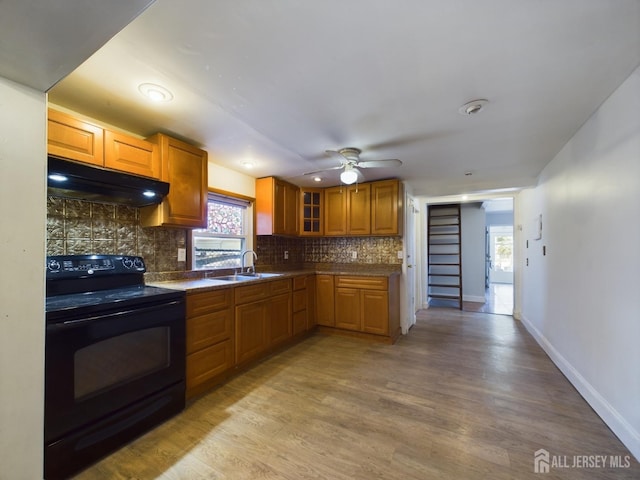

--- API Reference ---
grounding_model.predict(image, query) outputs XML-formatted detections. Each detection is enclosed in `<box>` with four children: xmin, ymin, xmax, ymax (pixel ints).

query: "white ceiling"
<box><xmin>7</xmin><ymin>1</ymin><xmax>640</xmax><ymax>196</ymax></box>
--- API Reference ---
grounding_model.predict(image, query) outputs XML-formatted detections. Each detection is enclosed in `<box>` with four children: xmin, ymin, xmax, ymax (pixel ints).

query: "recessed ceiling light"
<box><xmin>313</xmin><ymin>176</ymin><xmax>322</xmax><ymax>182</ymax></box>
<box><xmin>241</xmin><ymin>161</ymin><xmax>254</xmax><ymax>170</ymax></box>
<box><xmin>138</xmin><ymin>83</ymin><xmax>173</xmax><ymax>102</ymax></box>
<box><xmin>462</xmin><ymin>195</ymin><xmax>469</xmax><ymax>201</ymax></box>
<box><xmin>459</xmin><ymin>99</ymin><xmax>488</xmax><ymax>115</ymax></box>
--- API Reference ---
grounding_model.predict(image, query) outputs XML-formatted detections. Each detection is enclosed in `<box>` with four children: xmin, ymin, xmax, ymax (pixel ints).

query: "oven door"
<box><xmin>45</xmin><ymin>297</ymin><xmax>185</xmax><ymax>444</ymax></box>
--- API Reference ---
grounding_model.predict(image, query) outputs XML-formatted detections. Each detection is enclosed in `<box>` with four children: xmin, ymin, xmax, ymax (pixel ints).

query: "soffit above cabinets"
<box><xmin>0</xmin><ymin>0</ymin><xmax>156</xmax><ymax>92</ymax></box>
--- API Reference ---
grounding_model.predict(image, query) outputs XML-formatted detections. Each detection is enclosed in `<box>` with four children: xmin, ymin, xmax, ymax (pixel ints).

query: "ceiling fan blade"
<box><xmin>302</xmin><ymin>165</ymin><xmax>344</xmax><ymax>176</ymax></box>
<box><xmin>357</xmin><ymin>159</ymin><xmax>402</xmax><ymax>168</ymax></box>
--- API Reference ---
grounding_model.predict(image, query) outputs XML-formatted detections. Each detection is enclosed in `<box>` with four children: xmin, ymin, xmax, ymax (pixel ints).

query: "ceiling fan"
<box><xmin>304</xmin><ymin>148</ymin><xmax>402</xmax><ymax>184</ymax></box>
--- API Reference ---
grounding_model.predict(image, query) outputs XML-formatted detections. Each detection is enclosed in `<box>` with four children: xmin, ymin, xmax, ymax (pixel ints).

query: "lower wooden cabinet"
<box><xmin>335</xmin><ymin>287</ymin><xmax>362</xmax><ymax>331</ymax></box>
<box><xmin>187</xmin><ymin>340</ymin><xmax>233</xmax><ymax>393</ymax></box>
<box><xmin>185</xmin><ymin>273</ymin><xmax>404</xmax><ymax>401</ymax></box>
<box><xmin>268</xmin><ymin>293</ymin><xmax>292</xmax><ymax>347</ymax></box>
<box><xmin>234</xmin><ymin>279</ymin><xmax>292</xmax><ymax>367</ymax></box>
<box><xmin>292</xmin><ymin>275</ymin><xmax>316</xmax><ymax>334</ymax></box>
<box><xmin>361</xmin><ymin>290</ymin><xmax>390</xmax><ymax>335</ymax></box>
<box><xmin>185</xmin><ymin>288</ymin><xmax>234</xmax><ymax>399</ymax></box>
<box><xmin>316</xmin><ymin>274</ymin><xmax>335</xmax><ymax>326</ymax></box>
<box><xmin>322</xmin><ymin>274</ymin><xmax>400</xmax><ymax>343</ymax></box>
<box><xmin>306</xmin><ymin>275</ymin><xmax>317</xmax><ymax>329</ymax></box>
<box><xmin>235</xmin><ymin>300</ymin><xmax>268</xmax><ymax>365</ymax></box>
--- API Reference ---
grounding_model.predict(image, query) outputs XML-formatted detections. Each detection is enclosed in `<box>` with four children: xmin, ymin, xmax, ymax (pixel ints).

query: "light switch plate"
<box><xmin>351</xmin><ymin>251</ymin><xmax>357</xmax><ymax>259</ymax></box>
<box><xmin>397</xmin><ymin>250</ymin><xmax>403</xmax><ymax>259</ymax></box>
<box><xmin>177</xmin><ymin>248</ymin><xmax>186</xmax><ymax>262</ymax></box>
<box><xmin>284</xmin><ymin>251</ymin><xmax>289</xmax><ymax>259</ymax></box>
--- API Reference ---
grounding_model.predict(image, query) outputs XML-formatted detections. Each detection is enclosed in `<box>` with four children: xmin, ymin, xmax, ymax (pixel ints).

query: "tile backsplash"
<box><xmin>46</xmin><ymin>196</ymin><xmax>187</xmax><ymax>273</ymax></box>
<box><xmin>256</xmin><ymin>235</ymin><xmax>403</xmax><ymax>267</ymax></box>
<box><xmin>46</xmin><ymin>196</ymin><xmax>403</xmax><ymax>273</ymax></box>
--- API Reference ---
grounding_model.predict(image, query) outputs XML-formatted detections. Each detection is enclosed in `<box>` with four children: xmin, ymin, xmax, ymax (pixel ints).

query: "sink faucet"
<box><xmin>240</xmin><ymin>250</ymin><xmax>257</xmax><ymax>274</ymax></box>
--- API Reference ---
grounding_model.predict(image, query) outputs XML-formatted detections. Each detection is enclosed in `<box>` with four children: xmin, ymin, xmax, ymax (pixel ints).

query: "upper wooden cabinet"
<box><xmin>346</xmin><ymin>183</ymin><xmax>371</xmax><ymax>235</ymax></box>
<box><xmin>323</xmin><ymin>183</ymin><xmax>373</xmax><ymax>236</ymax></box>
<box><xmin>140</xmin><ymin>133</ymin><xmax>208</xmax><ymax>228</ymax></box>
<box><xmin>47</xmin><ymin>108</ymin><xmax>159</xmax><ymax>179</ymax></box>
<box><xmin>104</xmin><ymin>130</ymin><xmax>159</xmax><ymax>179</ymax></box>
<box><xmin>323</xmin><ymin>186</ymin><xmax>347</xmax><ymax>235</ymax></box>
<box><xmin>48</xmin><ymin>109</ymin><xmax>104</xmax><ymax>166</ymax></box>
<box><xmin>371</xmin><ymin>179</ymin><xmax>402</xmax><ymax>236</ymax></box>
<box><xmin>256</xmin><ymin>177</ymin><xmax>299</xmax><ymax>236</ymax></box>
<box><xmin>323</xmin><ymin>179</ymin><xmax>402</xmax><ymax>237</ymax></box>
<box><xmin>299</xmin><ymin>188</ymin><xmax>323</xmax><ymax>236</ymax></box>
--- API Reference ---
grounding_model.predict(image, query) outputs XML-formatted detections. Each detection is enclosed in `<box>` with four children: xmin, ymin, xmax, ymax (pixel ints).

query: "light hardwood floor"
<box><xmin>74</xmin><ymin>308</ymin><xmax>638</xmax><ymax>479</ymax></box>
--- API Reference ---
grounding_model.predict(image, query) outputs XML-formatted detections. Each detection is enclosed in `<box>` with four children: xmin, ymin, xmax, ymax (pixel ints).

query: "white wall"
<box><xmin>486</xmin><ymin>210</ymin><xmax>513</xmax><ymax>227</ymax></box>
<box><xmin>208</xmin><ymin>162</ymin><xmax>256</xmax><ymax>198</ymax></box>
<box><xmin>518</xmin><ymin>65</ymin><xmax>640</xmax><ymax>460</ymax></box>
<box><xmin>0</xmin><ymin>77</ymin><xmax>47</xmax><ymax>478</ymax></box>
<box><xmin>461</xmin><ymin>203</ymin><xmax>486</xmax><ymax>302</ymax></box>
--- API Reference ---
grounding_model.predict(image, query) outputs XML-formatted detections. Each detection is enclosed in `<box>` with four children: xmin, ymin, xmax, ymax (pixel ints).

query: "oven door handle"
<box><xmin>47</xmin><ymin>300</ymin><xmax>183</xmax><ymax>331</ymax></box>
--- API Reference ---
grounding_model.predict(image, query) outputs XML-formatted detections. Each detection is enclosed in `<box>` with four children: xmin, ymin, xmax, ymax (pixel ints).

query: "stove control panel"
<box><xmin>46</xmin><ymin>255</ymin><xmax>146</xmax><ymax>278</ymax></box>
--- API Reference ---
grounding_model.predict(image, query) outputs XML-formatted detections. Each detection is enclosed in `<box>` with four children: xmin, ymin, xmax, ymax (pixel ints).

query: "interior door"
<box><xmin>402</xmin><ymin>192</ymin><xmax>417</xmax><ymax>333</ymax></box>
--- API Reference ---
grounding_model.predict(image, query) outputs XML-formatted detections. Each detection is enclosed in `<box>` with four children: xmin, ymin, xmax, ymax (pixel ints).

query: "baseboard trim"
<box><xmin>520</xmin><ymin>313</ymin><xmax>640</xmax><ymax>462</ymax></box>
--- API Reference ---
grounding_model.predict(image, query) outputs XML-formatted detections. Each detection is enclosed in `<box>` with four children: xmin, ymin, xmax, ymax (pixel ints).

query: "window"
<box><xmin>192</xmin><ymin>193</ymin><xmax>252</xmax><ymax>270</ymax></box>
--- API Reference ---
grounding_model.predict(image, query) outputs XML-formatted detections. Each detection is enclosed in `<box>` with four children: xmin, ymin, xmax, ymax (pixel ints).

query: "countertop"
<box><xmin>146</xmin><ymin>265</ymin><xmax>400</xmax><ymax>293</ymax></box>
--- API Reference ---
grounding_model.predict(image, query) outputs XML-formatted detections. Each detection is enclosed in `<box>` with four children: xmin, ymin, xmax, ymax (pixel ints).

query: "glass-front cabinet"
<box><xmin>300</xmin><ymin>188</ymin><xmax>323</xmax><ymax>236</ymax></box>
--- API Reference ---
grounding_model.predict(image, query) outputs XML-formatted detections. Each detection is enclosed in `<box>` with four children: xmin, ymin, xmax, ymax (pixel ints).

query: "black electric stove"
<box><xmin>44</xmin><ymin>255</ymin><xmax>186</xmax><ymax>480</ymax></box>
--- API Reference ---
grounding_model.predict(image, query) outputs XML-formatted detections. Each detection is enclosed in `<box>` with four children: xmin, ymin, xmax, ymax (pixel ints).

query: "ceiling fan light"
<box><xmin>340</xmin><ymin>168</ymin><xmax>359</xmax><ymax>185</ymax></box>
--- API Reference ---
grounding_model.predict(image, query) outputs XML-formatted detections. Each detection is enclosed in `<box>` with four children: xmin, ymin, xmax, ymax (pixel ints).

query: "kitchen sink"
<box><xmin>238</xmin><ymin>272</ymin><xmax>282</xmax><ymax>278</ymax></box>
<box><xmin>207</xmin><ymin>272</ymin><xmax>283</xmax><ymax>282</ymax></box>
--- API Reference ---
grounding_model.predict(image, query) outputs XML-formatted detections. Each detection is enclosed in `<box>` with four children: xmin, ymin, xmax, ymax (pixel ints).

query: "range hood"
<box><xmin>47</xmin><ymin>157</ymin><xmax>169</xmax><ymax>207</ymax></box>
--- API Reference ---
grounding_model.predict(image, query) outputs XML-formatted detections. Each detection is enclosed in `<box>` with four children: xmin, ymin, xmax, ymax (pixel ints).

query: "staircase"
<box><xmin>427</xmin><ymin>204</ymin><xmax>462</xmax><ymax>309</ymax></box>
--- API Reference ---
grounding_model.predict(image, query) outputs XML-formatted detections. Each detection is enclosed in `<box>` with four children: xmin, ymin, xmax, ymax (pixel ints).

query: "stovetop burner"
<box><xmin>46</xmin><ymin>285</ymin><xmax>183</xmax><ymax>316</ymax></box>
<box><xmin>45</xmin><ymin>254</ymin><xmax>183</xmax><ymax>322</ymax></box>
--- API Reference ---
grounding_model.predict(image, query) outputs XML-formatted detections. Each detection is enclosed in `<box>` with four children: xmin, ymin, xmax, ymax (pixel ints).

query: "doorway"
<box><xmin>461</xmin><ymin>199</ymin><xmax>514</xmax><ymax>315</ymax></box>
<box><xmin>484</xmin><ymin>225</ymin><xmax>514</xmax><ymax>314</ymax></box>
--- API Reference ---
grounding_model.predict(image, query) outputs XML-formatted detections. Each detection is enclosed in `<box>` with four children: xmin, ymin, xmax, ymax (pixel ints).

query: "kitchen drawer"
<box><xmin>186</xmin><ymin>307</ymin><xmax>233</xmax><ymax>354</ymax></box>
<box><xmin>292</xmin><ymin>290</ymin><xmax>307</xmax><ymax>312</ymax></box>
<box><xmin>335</xmin><ymin>276</ymin><xmax>388</xmax><ymax>291</ymax></box>
<box><xmin>187</xmin><ymin>288</ymin><xmax>232</xmax><ymax>317</ymax></box>
<box><xmin>269</xmin><ymin>278</ymin><xmax>291</xmax><ymax>295</ymax></box>
<box><xmin>293</xmin><ymin>275</ymin><xmax>307</xmax><ymax>291</ymax></box>
<box><xmin>186</xmin><ymin>339</ymin><xmax>233</xmax><ymax>390</ymax></box>
<box><xmin>234</xmin><ymin>283</ymin><xmax>270</xmax><ymax>305</ymax></box>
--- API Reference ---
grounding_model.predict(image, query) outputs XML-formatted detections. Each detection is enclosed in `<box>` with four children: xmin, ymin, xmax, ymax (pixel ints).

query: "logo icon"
<box><xmin>535</xmin><ymin>449</ymin><xmax>550</xmax><ymax>473</ymax></box>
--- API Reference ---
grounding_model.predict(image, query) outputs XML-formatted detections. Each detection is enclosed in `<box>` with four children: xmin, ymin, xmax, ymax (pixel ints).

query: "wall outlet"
<box><xmin>397</xmin><ymin>250</ymin><xmax>403</xmax><ymax>259</ymax></box>
<box><xmin>284</xmin><ymin>250</ymin><xmax>289</xmax><ymax>260</ymax></box>
<box><xmin>177</xmin><ymin>248</ymin><xmax>186</xmax><ymax>262</ymax></box>
<box><xmin>351</xmin><ymin>251</ymin><xmax>357</xmax><ymax>259</ymax></box>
